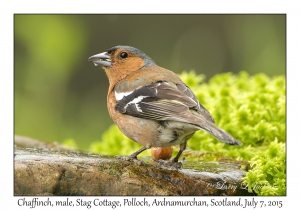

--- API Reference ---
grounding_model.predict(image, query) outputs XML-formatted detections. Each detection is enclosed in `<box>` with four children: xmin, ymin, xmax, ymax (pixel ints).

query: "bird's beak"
<box><xmin>88</xmin><ymin>52</ymin><xmax>111</xmax><ymax>67</ymax></box>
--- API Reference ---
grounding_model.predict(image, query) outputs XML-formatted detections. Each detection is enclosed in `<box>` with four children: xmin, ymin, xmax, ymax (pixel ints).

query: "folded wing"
<box><xmin>115</xmin><ymin>82</ymin><xmax>207</xmax><ymax>124</ymax></box>
<box><xmin>115</xmin><ymin>81</ymin><xmax>241</xmax><ymax>146</ymax></box>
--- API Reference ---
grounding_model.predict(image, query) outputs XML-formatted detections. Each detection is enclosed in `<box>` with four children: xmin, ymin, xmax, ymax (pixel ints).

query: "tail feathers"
<box><xmin>200</xmin><ymin>121</ymin><xmax>242</xmax><ymax>146</ymax></box>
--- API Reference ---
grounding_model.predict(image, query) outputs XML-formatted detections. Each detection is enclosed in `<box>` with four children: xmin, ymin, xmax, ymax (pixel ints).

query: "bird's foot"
<box><xmin>154</xmin><ymin>159</ymin><xmax>182</xmax><ymax>169</ymax></box>
<box><xmin>116</xmin><ymin>156</ymin><xmax>145</xmax><ymax>166</ymax></box>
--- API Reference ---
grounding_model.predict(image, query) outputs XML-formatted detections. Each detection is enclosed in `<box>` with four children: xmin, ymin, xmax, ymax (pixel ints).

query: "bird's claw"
<box><xmin>116</xmin><ymin>156</ymin><xmax>145</xmax><ymax>166</ymax></box>
<box><xmin>154</xmin><ymin>159</ymin><xmax>182</xmax><ymax>169</ymax></box>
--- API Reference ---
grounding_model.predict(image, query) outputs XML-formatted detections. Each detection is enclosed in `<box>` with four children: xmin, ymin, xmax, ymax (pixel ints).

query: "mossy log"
<box><xmin>14</xmin><ymin>136</ymin><xmax>253</xmax><ymax>196</ymax></box>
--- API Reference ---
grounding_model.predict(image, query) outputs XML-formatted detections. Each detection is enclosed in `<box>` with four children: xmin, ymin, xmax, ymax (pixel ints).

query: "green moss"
<box><xmin>89</xmin><ymin>71</ymin><xmax>286</xmax><ymax>195</ymax></box>
<box><xmin>181</xmin><ymin>71</ymin><xmax>286</xmax><ymax>195</ymax></box>
<box><xmin>184</xmin><ymin>71</ymin><xmax>285</xmax><ymax>150</ymax></box>
<box><xmin>243</xmin><ymin>140</ymin><xmax>286</xmax><ymax>195</ymax></box>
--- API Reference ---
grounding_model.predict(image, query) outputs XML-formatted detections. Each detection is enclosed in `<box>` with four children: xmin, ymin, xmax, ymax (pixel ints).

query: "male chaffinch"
<box><xmin>88</xmin><ymin>45</ymin><xmax>242</xmax><ymax>165</ymax></box>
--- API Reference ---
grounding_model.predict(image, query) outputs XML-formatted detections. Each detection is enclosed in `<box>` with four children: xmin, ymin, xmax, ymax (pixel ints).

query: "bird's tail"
<box><xmin>199</xmin><ymin>121</ymin><xmax>242</xmax><ymax>146</ymax></box>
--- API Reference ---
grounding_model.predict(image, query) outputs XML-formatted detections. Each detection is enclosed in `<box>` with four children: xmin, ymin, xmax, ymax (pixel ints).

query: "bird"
<box><xmin>88</xmin><ymin>45</ymin><xmax>242</xmax><ymax>165</ymax></box>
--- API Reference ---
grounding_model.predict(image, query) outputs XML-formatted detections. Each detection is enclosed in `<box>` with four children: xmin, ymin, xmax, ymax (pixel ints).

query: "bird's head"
<box><xmin>88</xmin><ymin>46</ymin><xmax>156</xmax><ymax>84</ymax></box>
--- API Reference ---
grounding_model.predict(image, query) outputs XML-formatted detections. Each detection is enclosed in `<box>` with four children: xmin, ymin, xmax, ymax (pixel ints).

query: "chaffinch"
<box><xmin>88</xmin><ymin>45</ymin><xmax>242</xmax><ymax>165</ymax></box>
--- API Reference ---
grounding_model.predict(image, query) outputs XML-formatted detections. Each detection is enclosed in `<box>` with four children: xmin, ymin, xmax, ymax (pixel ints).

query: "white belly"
<box><xmin>153</xmin><ymin>121</ymin><xmax>197</xmax><ymax>147</ymax></box>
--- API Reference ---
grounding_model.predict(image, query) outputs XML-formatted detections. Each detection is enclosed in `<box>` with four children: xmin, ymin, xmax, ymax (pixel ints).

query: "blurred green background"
<box><xmin>14</xmin><ymin>14</ymin><xmax>285</xmax><ymax>150</ymax></box>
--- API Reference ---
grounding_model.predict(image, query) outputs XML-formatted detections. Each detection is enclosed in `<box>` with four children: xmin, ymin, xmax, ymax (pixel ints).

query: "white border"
<box><xmin>2</xmin><ymin>0</ymin><xmax>298</xmax><ymax>209</ymax></box>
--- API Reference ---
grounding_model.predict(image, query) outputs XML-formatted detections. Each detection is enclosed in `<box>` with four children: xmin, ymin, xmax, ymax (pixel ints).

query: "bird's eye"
<box><xmin>120</xmin><ymin>52</ymin><xmax>128</xmax><ymax>59</ymax></box>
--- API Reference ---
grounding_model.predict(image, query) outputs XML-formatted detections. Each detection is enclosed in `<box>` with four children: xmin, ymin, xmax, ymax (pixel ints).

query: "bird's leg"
<box><xmin>172</xmin><ymin>142</ymin><xmax>186</xmax><ymax>163</ymax></box>
<box><xmin>128</xmin><ymin>146</ymin><xmax>148</xmax><ymax>159</ymax></box>
<box><xmin>116</xmin><ymin>146</ymin><xmax>148</xmax><ymax>166</ymax></box>
<box><xmin>155</xmin><ymin>142</ymin><xmax>186</xmax><ymax>169</ymax></box>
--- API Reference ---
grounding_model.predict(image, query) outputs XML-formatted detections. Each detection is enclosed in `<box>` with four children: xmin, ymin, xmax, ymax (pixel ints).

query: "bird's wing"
<box><xmin>115</xmin><ymin>81</ymin><xmax>241</xmax><ymax>145</ymax></box>
<box><xmin>115</xmin><ymin>81</ymin><xmax>209</xmax><ymax>126</ymax></box>
<box><xmin>175</xmin><ymin>83</ymin><xmax>215</xmax><ymax>123</ymax></box>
